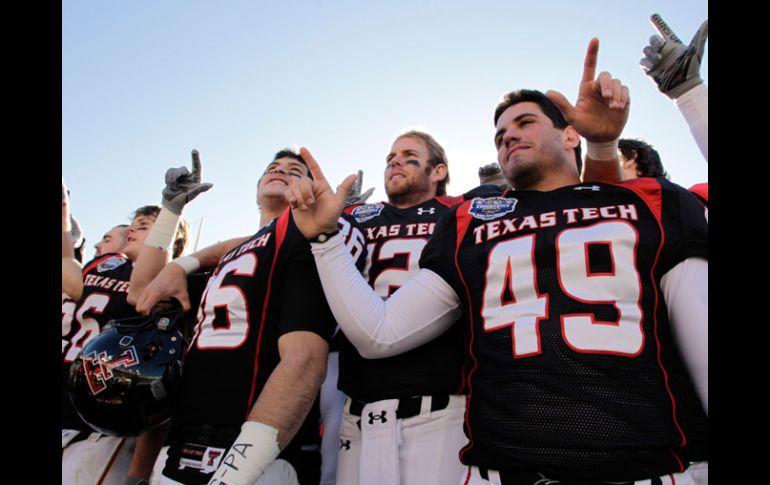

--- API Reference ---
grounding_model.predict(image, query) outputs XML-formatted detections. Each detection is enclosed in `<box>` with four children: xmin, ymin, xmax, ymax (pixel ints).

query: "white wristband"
<box><xmin>144</xmin><ymin>208</ymin><xmax>180</xmax><ymax>252</ymax></box>
<box><xmin>171</xmin><ymin>256</ymin><xmax>201</xmax><ymax>275</ymax></box>
<box><xmin>586</xmin><ymin>139</ymin><xmax>619</xmax><ymax>161</ymax></box>
<box><xmin>208</xmin><ymin>421</ymin><xmax>281</xmax><ymax>485</ymax></box>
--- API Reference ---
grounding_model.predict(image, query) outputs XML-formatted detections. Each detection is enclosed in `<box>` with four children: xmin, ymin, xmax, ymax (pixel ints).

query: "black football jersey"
<box><xmin>164</xmin><ymin>209</ymin><xmax>365</xmax><ymax>484</ymax></box>
<box><xmin>339</xmin><ymin>196</ymin><xmax>470</xmax><ymax>402</ymax></box>
<box><xmin>62</xmin><ymin>253</ymin><xmax>138</xmax><ymax>430</ymax></box>
<box><xmin>419</xmin><ymin>178</ymin><xmax>708</xmax><ymax>480</ymax></box>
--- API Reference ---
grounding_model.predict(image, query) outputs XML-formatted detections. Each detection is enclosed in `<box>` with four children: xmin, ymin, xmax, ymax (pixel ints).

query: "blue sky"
<box><xmin>63</xmin><ymin>0</ymin><xmax>707</xmax><ymax>262</ymax></box>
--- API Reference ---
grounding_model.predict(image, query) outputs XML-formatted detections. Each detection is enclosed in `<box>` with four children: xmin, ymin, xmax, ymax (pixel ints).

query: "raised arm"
<box><xmin>128</xmin><ymin>149</ymin><xmax>213</xmax><ymax>306</ymax></box>
<box><xmin>62</xmin><ymin>180</ymin><xmax>84</xmax><ymax>300</ymax></box>
<box><xmin>547</xmin><ymin>38</ymin><xmax>630</xmax><ymax>183</ymax></box>
<box><xmin>134</xmin><ymin>235</ymin><xmax>247</xmax><ymax>314</ymax></box>
<box><xmin>641</xmin><ymin>14</ymin><xmax>708</xmax><ymax>161</ymax></box>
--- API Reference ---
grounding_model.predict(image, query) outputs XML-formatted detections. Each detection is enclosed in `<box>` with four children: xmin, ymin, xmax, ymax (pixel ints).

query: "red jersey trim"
<box><xmin>609</xmin><ymin>179</ymin><xmax>687</xmax><ymax>468</ymax></box>
<box><xmin>688</xmin><ymin>183</ymin><xmax>708</xmax><ymax>203</ymax></box>
<box><xmin>453</xmin><ymin>201</ymin><xmax>478</xmax><ymax>463</ymax></box>
<box><xmin>608</xmin><ymin>178</ymin><xmax>663</xmax><ymax>222</ymax></box>
<box><xmin>245</xmin><ymin>210</ymin><xmax>291</xmax><ymax>415</ymax></box>
<box><xmin>436</xmin><ymin>195</ymin><xmax>464</xmax><ymax>208</ymax></box>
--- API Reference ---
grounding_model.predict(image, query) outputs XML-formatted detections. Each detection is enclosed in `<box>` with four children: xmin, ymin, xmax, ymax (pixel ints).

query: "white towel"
<box><xmin>359</xmin><ymin>399</ymin><xmax>401</xmax><ymax>485</ymax></box>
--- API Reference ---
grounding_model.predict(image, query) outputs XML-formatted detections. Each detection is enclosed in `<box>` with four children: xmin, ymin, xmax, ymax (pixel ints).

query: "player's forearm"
<box><xmin>311</xmin><ymin>233</ymin><xmax>461</xmax><ymax>358</ymax></box>
<box><xmin>582</xmin><ymin>139</ymin><xmax>622</xmax><ymax>183</ymax></box>
<box><xmin>661</xmin><ymin>257</ymin><xmax>708</xmax><ymax>413</ymax></box>
<box><xmin>675</xmin><ymin>84</ymin><xmax>708</xmax><ymax>162</ymax></box>
<box><xmin>247</xmin><ymin>335</ymin><xmax>328</xmax><ymax>449</ymax></box>
<box><xmin>190</xmin><ymin>237</ymin><xmax>249</xmax><ymax>271</ymax></box>
<box><xmin>127</xmin><ymin>246</ymin><xmax>170</xmax><ymax>306</ymax></box>
<box><xmin>581</xmin><ymin>156</ymin><xmax>623</xmax><ymax>183</ymax></box>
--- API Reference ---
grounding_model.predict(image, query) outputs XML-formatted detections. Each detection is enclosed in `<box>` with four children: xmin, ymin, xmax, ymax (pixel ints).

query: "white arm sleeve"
<box><xmin>311</xmin><ymin>233</ymin><xmax>462</xmax><ymax>358</ymax></box>
<box><xmin>675</xmin><ymin>83</ymin><xmax>708</xmax><ymax>162</ymax></box>
<box><xmin>660</xmin><ymin>257</ymin><xmax>708</xmax><ymax>414</ymax></box>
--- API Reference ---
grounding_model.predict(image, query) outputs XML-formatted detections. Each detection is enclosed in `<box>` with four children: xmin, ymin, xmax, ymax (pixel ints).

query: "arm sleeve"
<box><xmin>311</xmin><ymin>233</ymin><xmax>462</xmax><ymax>358</ymax></box>
<box><xmin>675</xmin><ymin>83</ymin><xmax>708</xmax><ymax>162</ymax></box>
<box><xmin>660</xmin><ymin>257</ymin><xmax>708</xmax><ymax>414</ymax></box>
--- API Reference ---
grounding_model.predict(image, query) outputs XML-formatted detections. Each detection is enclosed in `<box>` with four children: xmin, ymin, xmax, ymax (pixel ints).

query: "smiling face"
<box><xmin>494</xmin><ymin>101</ymin><xmax>579</xmax><ymax>191</ymax></box>
<box><xmin>123</xmin><ymin>215</ymin><xmax>157</xmax><ymax>261</ymax></box>
<box><xmin>257</xmin><ymin>156</ymin><xmax>311</xmax><ymax>205</ymax></box>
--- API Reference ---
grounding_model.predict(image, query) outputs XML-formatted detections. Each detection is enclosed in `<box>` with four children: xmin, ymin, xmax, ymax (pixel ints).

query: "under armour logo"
<box><xmin>368</xmin><ymin>411</ymin><xmax>387</xmax><ymax>424</ymax></box>
<box><xmin>340</xmin><ymin>439</ymin><xmax>351</xmax><ymax>450</ymax></box>
<box><xmin>416</xmin><ymin>207</ymin><xmax>435</xmax><ymax>215</ymax></box>
<box><xmin>574</xmin><ymin>185</ymin><xmax>600</xmax><ymax>191</ymax></box>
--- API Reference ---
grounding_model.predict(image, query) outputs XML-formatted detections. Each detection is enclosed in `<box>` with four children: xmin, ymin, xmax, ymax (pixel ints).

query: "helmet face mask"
<box><xmin>68</xmin><ymin>307</ymin><xmax>185</xmax><ymax>436</ymax></box>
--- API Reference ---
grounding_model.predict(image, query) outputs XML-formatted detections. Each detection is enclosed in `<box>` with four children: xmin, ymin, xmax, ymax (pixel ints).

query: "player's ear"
<box><xmin>563</xmin><ymin>126</ymin><xmax>580</xmax><ymax>151</ymax></box>
<box><xmin>431</xmin><ymin>163</ymin><xmax>448</xmax><ymax>184</ymax></box>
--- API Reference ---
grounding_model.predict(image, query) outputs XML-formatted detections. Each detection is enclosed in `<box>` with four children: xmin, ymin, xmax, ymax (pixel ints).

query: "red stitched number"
<box><xmin>482</xmin><ymin>221</ymin><xmax>643</xmax><ymax>358</ymax></box>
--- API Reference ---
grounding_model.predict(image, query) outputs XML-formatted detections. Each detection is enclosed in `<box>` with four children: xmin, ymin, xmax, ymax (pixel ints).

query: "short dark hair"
<box><xmin>130</xmin><ymin>205</ymin><xmax>189</xmax><ymax>258</ymax></box>
<box><xmin>397</xmin><ymin>130</ymin><xmax>450</xmax><ymax>196</ymax></box>
<box><xmin>271</xmin><ymin>147</ymin><xmax>312</xmax><ymax>180</ymax></box>
<box><xmin>494</xmin><ymin>89</ymin><xmax>582</xmax><ymax>175</ymax></box>
<box><xmin>619</xmin><ymin>138</ymin><xmax>669</xmax><ymax>179</ymax></box>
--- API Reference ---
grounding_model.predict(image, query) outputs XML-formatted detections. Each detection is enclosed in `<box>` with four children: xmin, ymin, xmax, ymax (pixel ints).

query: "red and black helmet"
<box><xmin>68</xmin><ymin>304</ymin><xmax>185</xmax><ymax>436</ymax></box>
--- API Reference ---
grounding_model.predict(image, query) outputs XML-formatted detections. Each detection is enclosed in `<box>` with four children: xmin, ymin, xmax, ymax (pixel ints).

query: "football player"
<box><xmin>286</xmin><ymin>38</ymin><xmax>707</xmax><ymax>484</ymax></box>
<box><xmin>134</xmin><ymin>148</ymin><xmax>366</xmax><ymax>485</ymax></box>
<box><xmin>62</xmin><ymin>163</ymin><xmax>195</xmax><ymax>485</ymax></box>
<box><xmin>332</xmin><ymin>129</ymin><xmax>468</xmax><ymax>485</ymax></box>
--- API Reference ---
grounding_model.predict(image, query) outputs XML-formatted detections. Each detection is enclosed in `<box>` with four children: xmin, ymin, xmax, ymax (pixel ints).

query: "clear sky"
<box><xmin>63</xmin><ymin>0</ymin><xmax>708</xmax><ymax>262</ymax></box>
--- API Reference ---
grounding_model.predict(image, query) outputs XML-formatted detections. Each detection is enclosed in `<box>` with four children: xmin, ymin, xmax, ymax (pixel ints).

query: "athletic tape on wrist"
<box><xmin>171</xmin><ymin>256</ymin><xmax>201</xmax><ymax>275</ymax></box>
<box><xmin>208</xmin><ymin>421</ymin><xmax>281</xmax><ymax>485</ymax></box>
<box><xmin>586</xmin><ymin>139</ymin><xmax>619</xmax><ymax>161</ymax></box>
<box><xmin>143</xmin><ymin>208</ymin><xmax>180</xmax><ymax>252</ymax></box>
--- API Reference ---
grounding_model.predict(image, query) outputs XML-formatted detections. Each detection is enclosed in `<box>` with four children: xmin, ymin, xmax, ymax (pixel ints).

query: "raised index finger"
<box><xmin>650</xmin><ymin>13</ymin><xmax>682</xmax><ymax>44</ymax></box>
<box><xmin>581</xmin><ymin>37</ymin><xmax>600</xmax><ymax>83</ymax></box>
<box><xmin>299</xmin><ymin>147</ymin><xmax>330</xmax><ymax>188</ymax></box>
<box><xmin>190</xmin><ymin>149</ymin><xmax>202</xmax><ymax>179</ymax></box>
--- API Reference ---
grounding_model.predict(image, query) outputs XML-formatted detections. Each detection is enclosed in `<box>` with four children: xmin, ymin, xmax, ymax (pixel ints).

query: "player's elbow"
<box><xmin>279</xmin><ymin>334</ymin><xmax>329</xmax><ymax>389</ymax></box>
<box><xmin>357</xmin><ymin>343</ymin><xmax>401</xmax><ymax>359</ymax></box>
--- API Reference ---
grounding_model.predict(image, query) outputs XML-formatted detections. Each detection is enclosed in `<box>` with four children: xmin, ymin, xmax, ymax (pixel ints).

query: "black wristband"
<box><xmin>310</xmin><ymin>229</ymin><xmax>340</xmax><ymax>244</ymax></box>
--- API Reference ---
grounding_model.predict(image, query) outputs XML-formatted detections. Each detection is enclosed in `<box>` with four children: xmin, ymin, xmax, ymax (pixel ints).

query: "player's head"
<box><xmin>385</xmin><ymin>130</ymin><xmax>449</xmax><ymax>207</ymax></box>
<box><xmin>124</xmin><ymin>206</ymin><xmax>190</xmax><ymax>261</ymax></box>
<box><xmin>257</xmin><ymin>148</ymin><xmax>312</xmax><ymax>207</ymax></box>
<box><xmin>618</xmin><ymin>138</ymin><xmax>669</xmax><ymax>180</ymax></box>
<box><xmin>94</xmin><ymin>224</ymin><xmax>129</xmax><ymax>257</ymax></box>
<box><xmin>493</xmin><ymin>89</ymin><xmax>582</xmax><ymax>190</ymax></box>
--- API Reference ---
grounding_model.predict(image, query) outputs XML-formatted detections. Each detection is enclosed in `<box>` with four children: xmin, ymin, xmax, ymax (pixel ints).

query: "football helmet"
<box><xmin>68</xmin><ymin>303</ymin><xmax>185</xmax><ymax>436</ymax></box>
